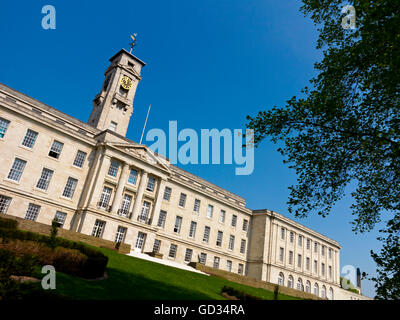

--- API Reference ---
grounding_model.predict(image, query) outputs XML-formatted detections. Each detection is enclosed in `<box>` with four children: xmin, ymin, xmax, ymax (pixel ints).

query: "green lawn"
<box><xmin>33</xmin><ymin>247</ymin><xmax>299</xmax><ymax>300</ymax></box>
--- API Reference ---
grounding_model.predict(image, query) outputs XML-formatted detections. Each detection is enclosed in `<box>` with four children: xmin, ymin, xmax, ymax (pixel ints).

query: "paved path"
<box><xmin>126</xmin><ymin>251</ymin><xmax>209</xmax><ymax>276</ymax></box>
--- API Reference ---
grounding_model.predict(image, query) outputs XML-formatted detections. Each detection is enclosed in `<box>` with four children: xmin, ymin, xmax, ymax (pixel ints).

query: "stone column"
<box><xmin>87</xmin><ymin>153</ymin><xmax>111</xmax><ymax>208</ymax></box>
<box><xmin>111</xmin><ymin>162</ymin><xmax>130</xmax><ymax>214</ymax></box>
<box><xmin>131</xmin><ymin>171</ymin><xmax>148</xmax><ymax>221</ymax></box>
<box><xmin>150</xmin><ymin>179</ymin><xmax>166</xmax><ymax>226</ymax></box>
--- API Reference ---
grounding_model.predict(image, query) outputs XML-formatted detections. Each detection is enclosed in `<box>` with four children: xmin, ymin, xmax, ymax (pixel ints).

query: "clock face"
<box><xmin>120</xmin><ymin>76</ymin><xmax>133</xmax><ymax>90</ymax></box>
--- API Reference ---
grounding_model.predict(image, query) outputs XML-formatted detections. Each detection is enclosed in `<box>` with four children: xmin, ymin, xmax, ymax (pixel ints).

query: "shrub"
<box><xmin>0</xmin><ymin>228</ymin><xmax>108</xmax><ymax>279</ymax></box>
<box><xmin>221</xmin><ymin>286</ymin><xmax>261</xmax><ymax>300</ymax></box>
<box><xmin>0</xmin><ymin>217</ymin><xmax>18</xmax><ymax>230</ymax></box>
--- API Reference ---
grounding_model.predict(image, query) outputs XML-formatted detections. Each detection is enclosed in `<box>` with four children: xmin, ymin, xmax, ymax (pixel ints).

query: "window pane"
<box><xmin>22</xmin><ymin>129</ymin><xmax>38</xmax><ymax>148</ymax></box>
<box><xmin>73</xmin><ymin>150</ymin><xmax>87</xmax><ymax>168</ymax></box>
<box><xmin>146</xmin><ymin>177</ymin><xmax>156</xmax><ymax>192</ymax></box>
<box><xmin>36</xmin><ymin>168</ymin><xmax>53</xmax><ymax>191</ymax></box>
<box><xmin>128</xmin><ymin>169</ymin><xmax>138</xmax><ymax>185</ymax></box>
<box><xmin>0</xmin><ymin>118</ymin><xmax>10</xmax><ymax>138</ymax></box>
<box><xmin>0</xmin><ymin>195</ymin><xmax>12</xmax><ymax>214</ymax></box>
<box><xmin>54</xmin><ymin>211</ymin><xmax>67</xmax><ymax>227</ymax></box>
<box><xmin>179</xmin><ymin>193</ymin><xmax>186</xmax><ymax>207</ymax></box>
<box><xmin>7</xmin><ymin>158</ymin><xmax>27</xmax><ymax>182</ymax></box>
<box><xmin>62</xmin><ymin>177</ymin><xmax>78</xmax><ymax>198</ymax></box>
<box><xmin>25</xmin><ymin>203</ymin><xmax>41</xmax><ymax>221</ymax></box>
<box><xmin>157</xmin><ymin>210</ymin><xmax>167</xmax><ymax>228</ymax></box>
<box><xmin>108</xmin><ymin>160</ymin><xmax>119</xmax><ymax>177</ymax></box>
<box><xmin>163</xmin><ymin>187</ymin><xmax>171</xmax><ymax>200</ymax></box>
<box><xmin>49</xmin><ymin>140</ymin><xmax>64</xmax><ymax>159</ymax></box>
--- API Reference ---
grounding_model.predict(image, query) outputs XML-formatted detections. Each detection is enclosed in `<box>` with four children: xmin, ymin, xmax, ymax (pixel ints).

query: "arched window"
<box><xmin>305</xmin><ymin>281</ymin><xmax>311</xmax><ymax>293</ymax></box>
<box><xmin>314</xmin><ymin>283</ymin><xmax>319</xmax><ymax>296</ymax></box>
<box><xmin>288</xmin><ymin>275</ymin><xmax>294</xmax><ymax>288</ymax></box>
<box><xmin>329</xmin><ymin>287</ymin><xmax>334</xmax><ymax>300</ymax></box>
<box><xmin>278</xmin><ymin>273</ymin><xmax>284</xmax><ymax>286</ymax></box>
<box><xmin>321</xmin><ymin>286</ymin><xmax>326</xmax><ymax>298</ymax></box>
<box><xmin>297</xmin><ymin>278</ymin><xmax>303</xmax><ymax>291</ymax></box>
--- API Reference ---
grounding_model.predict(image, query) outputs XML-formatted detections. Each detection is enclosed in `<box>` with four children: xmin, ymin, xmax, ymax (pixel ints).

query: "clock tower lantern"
<box><xmin>88</xmin><ymin>48</ymin><xmax>146</xmax><ymax>137</ymax></box>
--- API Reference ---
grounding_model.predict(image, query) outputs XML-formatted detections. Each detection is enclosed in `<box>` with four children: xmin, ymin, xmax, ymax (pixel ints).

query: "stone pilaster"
<box><xmin>131</xmin><ymin>171</ymin><xmax>148</xmax><ymax>220</ymax></box>
<box><xmin>150</xmin><ymin>179</ymin><xmax>166</xmax><ymax>226</ymax></box>
<box><xmin>111</xmin><ymin>162</ymin><xmax>130</xmax><ymax>214</ymax></box>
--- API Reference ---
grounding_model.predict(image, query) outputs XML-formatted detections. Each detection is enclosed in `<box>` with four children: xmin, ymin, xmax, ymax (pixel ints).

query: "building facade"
<box><xmin>0</xmin><ymin>48</ymin><xmax>368</xmax><ymax>300</ymax></box>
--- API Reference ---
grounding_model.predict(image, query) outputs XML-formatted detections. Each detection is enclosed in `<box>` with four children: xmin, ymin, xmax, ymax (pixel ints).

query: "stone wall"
<box><xmin>189</xmin><ymin>262</ymin><xmax>325</xmax><ymax>300</ymax></box>
<box><xmin>3</xmin><ymin>215</ymin><xmax>131</xmax><ymax>254</ymax></box>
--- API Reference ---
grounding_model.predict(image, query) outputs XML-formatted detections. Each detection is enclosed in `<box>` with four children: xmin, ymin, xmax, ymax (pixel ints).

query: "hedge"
<box><xmin>0</xmin><ymin>218</ymin><xmax>108</xmax><ymax>279</ymax></box>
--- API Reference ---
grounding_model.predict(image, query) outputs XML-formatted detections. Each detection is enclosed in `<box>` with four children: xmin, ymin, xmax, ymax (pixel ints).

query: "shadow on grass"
<box><xmin>51</xmin><ymin>268</ymin><xmax>216</xmax><ymax>300</ymax></box>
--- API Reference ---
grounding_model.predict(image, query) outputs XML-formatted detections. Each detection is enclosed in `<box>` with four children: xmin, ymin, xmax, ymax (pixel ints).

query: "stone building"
<box><xmin>0</xmin><ymin>48</ymin><xmax>369</xmax><ymax>300</ymax></box>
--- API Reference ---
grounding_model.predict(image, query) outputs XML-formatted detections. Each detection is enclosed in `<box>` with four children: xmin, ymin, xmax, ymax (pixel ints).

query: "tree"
<box><xmin>246</xmin><ymin>0</ymin><xmax>400</xmax><ymax>299</ymax></box>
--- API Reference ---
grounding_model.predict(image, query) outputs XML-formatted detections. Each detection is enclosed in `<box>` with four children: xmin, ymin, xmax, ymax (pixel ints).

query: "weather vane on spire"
<box><xmin>129</xmin><ymin>33</ymin><xmax>137</xmax><ymax>53</ymax></box>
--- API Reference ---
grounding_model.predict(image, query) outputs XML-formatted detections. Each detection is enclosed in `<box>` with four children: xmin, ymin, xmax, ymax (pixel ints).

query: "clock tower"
<box><xmin>88</xmin><ymin>48</ymin><xmax>146</xmax><ymax>137</ymax></box>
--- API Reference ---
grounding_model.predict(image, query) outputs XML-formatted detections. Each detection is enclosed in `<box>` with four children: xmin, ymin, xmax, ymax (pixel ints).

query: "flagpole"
<box><xmin>139</xmin><ymin>104</ymin><xmax>151</xmax><ymax>145</ymax></box>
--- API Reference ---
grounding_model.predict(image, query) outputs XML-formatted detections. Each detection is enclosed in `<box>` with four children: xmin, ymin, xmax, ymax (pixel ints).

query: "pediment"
<box><xmin>109</xmin><ymin>143</ymin><xmax>170</xmax><ymax>173</ymax></box>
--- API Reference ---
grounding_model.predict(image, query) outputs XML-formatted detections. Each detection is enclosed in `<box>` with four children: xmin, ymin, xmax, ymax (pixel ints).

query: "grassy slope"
<box><xmin>35</xmin><ymin>247</ymin><xmax>299</xmax><ymax>300</ymax></box>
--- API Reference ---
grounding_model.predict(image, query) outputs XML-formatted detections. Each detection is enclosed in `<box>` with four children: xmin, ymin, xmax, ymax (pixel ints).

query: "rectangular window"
<box><xmin>73</xmin><ymin>150</ymin><xmax>87</xmax><ymax>168</ymax></box>
<box><xmin>289</xmin><ymin>251</ymin><xmax>293</xmax><ymax>265</ymax></box>
<box><xmin>203</xmin><ymin>226</ymin><xmax>210</xmax><ymax>243</ymax></box>
<box><xmin>322</xmin><ymin>245</ymin><xmax>325</xmax><ymax>256</ymax></box>
<box><xmin>240</xmin><ymin>239</ymin><xmax>246</xmax><ymax>254</ymax></box>
<box><xmin>179</xmin><ymin>193</ymin><xmax>186</xmax><ymax>207</ymax></box>
<box><xmin>21</xmin><ymin>129</ymin><xmax>38</xmax><ymax>149</ymax></box>
<box><xmin>119</xmin><ymin>194</ymin><xmax>132</xmax><ymax>217</ymax></box>
<box><xmin>163</xmin><ymin>187</ymin><xmax>171</xmax><ymax>201</ymax></box>
<box><xmin>36</xmin><ymin>168</ymin><xmax>53</xmax><ymax>191</ymax></box>
<box><xmin>128</xmin><ymin>169</ymin><xmax>138</xmax><ymax>185</ymax></box>
<box><xmin>169</xmin><ymin>244</ymin><xmax>177</xmax><ymax>258</ymax></box>
<box><xmin>108</xmin><ymin>160</ymin><xmax>119</xmax><ymax>177</ymax></box>
<box><xmin>206</xmin><ymin>204</ymin><xmax>213</xmax><ymax>218</ymax></box>
<box><xmin>279</xmin><ymin>247</ymin><xmax>284</xmax><ymax>262</ymax></box>
<box><xmin>25</xmin><ymin>203</ymin><xmax>40</xmax><ymax>221</ymax></box>
<box><xmin>115</xmin><ymin>226</ymin><xmax>127</xmax><ymax>243</ymax></box>
<box><xmin>298</xmin><ymin>235</ymin><xmax>303</xmax><ymax>246</ymax></box>
<box><xmin>193</xmin><ymin>199</ymin><xmax>200</xmax><ymax>213</ymax></box>
<box><xmin>298</xmin><ymin>254</ymin><xmax>302</xmax><ymax>268</ymax></box>
<box><xmin>184</xmin><ymin>248</ymin><xmax>193</xmax><ymax>262</ymax></box>
<box><xmin>139</xmin><ymin>201</ymin><xmax>151</xmax><ymax>222</ymax></box>
<box><xmin>216</xmin><ymin>231</ymin><xmax>223</xmax><ymax>247</ymax></box>
<box><xmin>7</xmin><ymin>158</ymin><xmax>27</xmax><ymax>182</ymax></box>
<box><xmin>0</xmin><ymin>195</ymin><xmax>12</xmax><ymax>214</ymax></box>
<box><xmin>231</xmin><ymin>215</ymin><xmax>237</xmax><ymax>227</ymax></box>
<box><xmin>54</xmin><ymin>211</ymin><xmax>67</xmax><ymax>227</ymax></box>
<box><xmin>290</xmin><ymin>232</ymin><xmax>294</xmax><ymax>243</ymax></box>
<box><xmin>109</xmin><ymin>121</ymin><xmax>117</xmax><ymax>131</ymax></box>
<box><xmin>135</xmin><ymin>232</ymin><xmax>146</xmax><ymax>250</ymax></box>
<box><xmin>213</xmin><ymin>256</ymin><xmax>220</xmax><ymax>269</ymax></box>
<box><xmin>99</xmin><ymin>186</ymin><xmax>112</xmax><ymax>209</ymax></box>
<box><xmin>329</xmin><ymin>248</ymin><xmax>332</xmax><ymax>259</ymax></box>
<box><xmin>238</xmin><ymin>264</ymin><xmax>244</xmax><ymax>275</ymax></box>
<box><xmin>226</xmin><ymin>260</ymin><xmax>232</xmax><ymax>272</ymax></box>
<box><xmin>157</xmin><ymin>210</ymin><xmax>167</xmax><ymax>228</ymax></box>
<box><xmin>306</xmin><ymin>257</ymin><xmax>310</xmax><ymax>271</ymax></box>
<box><xmin>322</xmin><ymin>263</ymin><xmax>325</xmax><ymax>276</ymax></box>
<box><xmin>146</xmin><ymin>177</ymin><xmax>156</xmax><ymax>192</ymax></box>
<box><xmin>314</xmin><ymin>260</ymin><xmax>318</xmax><ymax>274</ymax></box>
<box><xmin>153</xmin><ymin>239</ymin><xmax>161</xmax><ymax>253</ymax></box>
<box><xmin>174</xmin><ymin>216</ymin><xmax>182</xmax><ymax>233</ymax></box>
<box><xmin>62</xmin><ymin>177</ymin><xmax>78</xmax><ymax>198</ymax></box>
<box><xmin>199</xmin><ymin>252</ymin><xmax>207</xmax><ymax>264</ymax></box>
<box><xmin>307</xmin><ymin>239</ymin><xmax>311</xmax><ymax>250</ymax></box>
<box><xmin>281</xmin><ymin>228</ymin><xmax>285</xmax><ymax>240</ymax></box>
<box><xmin>314</xmin><ymin>242</ymin><xmax>318</xmax><ymax>253</ymax></box>
<box><xmin>189</xmin><ymin>221</ymin><xmax>197</xmax><ymax>238</ymax></box>
<box><xmin>242</xmin><ymin>219</ymin><xmax>248</xmax><ymax>232</ymax></box>
<box><xmin>228</xmin><ymin>235</ymin><xmax>235</xmax><ymax>250</ymax></box>
<box><xmin>48</xmin><ymin>140</ymin><xmax>64</xmax><ymax>159</ymax></box>
<box><xmin>219</xmin><ymin>210</ymin><xmax>225</xmax><ymax>223</ymax></box>
<box><xmin>92</xmin><ymin>220</ymin><xmax>105</xmax><ymax>238</ymax></box>
<box><xmin>329</xmin><ymin>266</ymin><xmax>332</xmax><ymax>278</ymax></box>
<box><xmin>0</xmin><ymin>118</ymin><xmax>10</xmax><ymax>138</ymax></box>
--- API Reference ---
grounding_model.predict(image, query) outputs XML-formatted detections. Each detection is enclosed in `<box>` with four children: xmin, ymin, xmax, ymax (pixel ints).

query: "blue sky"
<box><xmin>0</xmin><ymin>0</ymin><xmax>382</xmax><ymax>297</ymax></box>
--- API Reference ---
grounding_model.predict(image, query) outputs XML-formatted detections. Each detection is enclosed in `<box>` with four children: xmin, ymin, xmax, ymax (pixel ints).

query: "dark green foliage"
<box><xmin>47</xmin><ymin>219</ymin><xmax>59</xmax><ymax>250</ymax></box>
<box><xmin>0</xmin><ymin>225</ymin><xmax>108</xmax><ymax>279</ymax></box>
<box><xmin>0</xmin><ymin>217</ymin><xmax>18</xmax><ymax>230</ymax></box>
<box><xmin>221</xmin><ymin>286</ymin><xmax>261</xmax><ymax>300</ymax></box>
<box><xmin>246</xmin><ymin>0</ymin><xmax>400</xmax><ymax>297</ymax></box>
<box><xmin>274</xmin><ymin>285</ymin><xmax>279</xmax><ymax>300</ymax></box>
